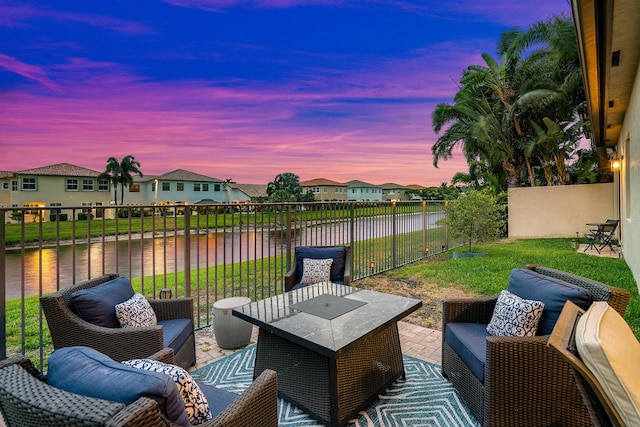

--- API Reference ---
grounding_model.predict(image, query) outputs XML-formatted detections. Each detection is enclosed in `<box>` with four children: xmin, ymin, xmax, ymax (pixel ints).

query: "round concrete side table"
<box><xmin>212</xmin><ymin>297</ymin><xmax>252</xmax><ymax>349</ymax></box>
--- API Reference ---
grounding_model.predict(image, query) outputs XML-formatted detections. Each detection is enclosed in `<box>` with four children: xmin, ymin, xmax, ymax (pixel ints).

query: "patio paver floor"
<box><xmin>578</xmin><ymin>243</ymin><xmax>622</xmax><ymax>258</ymax></box>
<box><xmin>192</xmin><ymin>321</ymin><xmax>442</xmax><ymax>371</ymax></box>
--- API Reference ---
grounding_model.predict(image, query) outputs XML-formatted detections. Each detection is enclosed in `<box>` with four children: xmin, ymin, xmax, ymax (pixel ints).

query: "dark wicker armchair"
<box><xmin>0</xmin><ymin>348</ymin><xmax>278</xmax><ymax>427</ymax></box>
<box><xmin>40</xmin><ymin>274</ymin><xmax>196</xmax><ymax>369</ymax></box>
<box><xmin>441</xmin><ymin>265</ymin><xmax>631</xmax><ymax>427</ymax></box>
<box><xmin>284</xmin><ymin>245</ymin><xmax>351</xmax><ymax>291</ymax></box>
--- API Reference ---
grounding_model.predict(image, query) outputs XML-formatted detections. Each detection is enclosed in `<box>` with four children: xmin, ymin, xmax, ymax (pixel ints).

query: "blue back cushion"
<box><xmin>507</xmin><ymin>268</ymin><xmax>592</xmax><ymax>335</ymax></box>
<box><xmin>47</xmin><ymin>346</ymin><xmax>189</xmax><ymax>426</ymax></box>
<box><xmin>295</xmin><ymin>246</ymin><xmax>347</xmax><ymax>283</ymax></box>
<box><xmin>69</xmin><ymin>277</ymin><xmax>135</xmax><ymax>328</ymax></box>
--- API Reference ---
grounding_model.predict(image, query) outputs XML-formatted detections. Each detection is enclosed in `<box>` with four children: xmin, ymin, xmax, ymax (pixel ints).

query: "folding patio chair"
<box><xmin>584</xmin><ymin>219</ymin><xmax>619</xmax><ymax>254</ymax></box>
<box><xmin>597</xmin><ymin>219</ymin><xmax>619</xmax><ymax>253</ymax></box>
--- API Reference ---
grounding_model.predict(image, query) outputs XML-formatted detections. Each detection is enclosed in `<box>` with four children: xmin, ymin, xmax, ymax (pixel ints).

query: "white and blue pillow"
<box><xmin>487</xmin><ymin>290</ymin><xmax>545</xmax><ymax>337</ymax></box>
<box><xmin>123</xmin><ymin>358</ymin><xmax>212</xmax><ymax>425</ymax></box>
<box><xmin>300</xmin><ymin>258</ymin><xmax>333</xmax><ymax>285</ymax></box>
<box><xmin>115</xmin><ymin>293</ymin><xmax>157</xmax><ymax>328</ymax></box>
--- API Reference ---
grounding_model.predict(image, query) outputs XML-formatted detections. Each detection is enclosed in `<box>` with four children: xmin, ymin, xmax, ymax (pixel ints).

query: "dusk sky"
<box><xmin>1</xmin><ymin>0</ymin><xmax>571</xmax><ymax>186</ymax></box>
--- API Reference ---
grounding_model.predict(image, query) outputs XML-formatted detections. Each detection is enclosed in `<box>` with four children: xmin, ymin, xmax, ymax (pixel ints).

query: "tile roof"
<box><xmin>156</xmin><ymin>169</ymin><xmax>221</xmax><ymax>182</ymax></box>
<box><xmin>7</xmin><ymin>162</ymin><xmax>424</xmax><ymax>191</ymax></box>
<box><xmin>133</xmin><ymin>175</ymin><xmax>157</xmax><ymax>183</ymax></box>
<box><xmin>17</xmin><ymin>163</ymin><xmax>102</xmax><ymax>177</ymax></box>
<box><xmin>300</xmin><ymin>178</ymin><xmax>347</xmax><ymax>187</ymax></box>
<box><xmin>346</xmin><ymin>179</ymin><xmax>378</xmax><ymax>187</ymax></box>
<box><xmin>381</xmin><ymin>182</ymin><xmax>408</xmax><ymax>189</ymax></box>
<box><xmin>230</xmin><ymin>184</ymin><xmax>268</xmax><ymax>197</ymax></box>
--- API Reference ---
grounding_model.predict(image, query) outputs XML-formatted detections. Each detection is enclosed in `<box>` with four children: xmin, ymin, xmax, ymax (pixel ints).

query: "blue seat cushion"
<box><xmin>295</xmin><ymin>246</ymin><xmax>347</xmax><ymax>283</ymax></box>
<box><xmin>47</xmin><ymin>346</ymin><xmax>189</xmax><ymax>426</ymax></box>
<box><xmin>69</xmin><ymin>277</ymin><xmax>135</xmax><ymax>328</ymax></box>
<box><xmin>445</xmin><ymin>323</ymin><xmax>489</xmax><ymax>383</ymax></box>
<box><xmin>198</xmin><ymin>382</ymin><xmax>238</xmax><ymax>418</ymax></box>
<box><xmin>507</xmin><ymin>268</ymin><xmax>593</xmax><ymax>335</ymax></box>
<box><xmin>160</xmin><ymin>318</ymin><xmax>193</xmax><ymax>352</ymax></box>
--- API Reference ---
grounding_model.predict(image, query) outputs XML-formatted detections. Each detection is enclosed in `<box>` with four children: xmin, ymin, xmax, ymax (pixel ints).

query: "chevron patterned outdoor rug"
<box><xmin>191</xmin><ymin>345</ymin><xmax>480</xmax><ymax>427</ymax></box>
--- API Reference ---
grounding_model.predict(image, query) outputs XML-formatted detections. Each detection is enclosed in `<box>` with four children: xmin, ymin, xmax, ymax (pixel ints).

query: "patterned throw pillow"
<box><xmin>300</xmin><ymin>258</ymin><xmax>333</xmax><ymax>285</ymax></box>
<box><xmin>123</xmin><ymin>359</ymin><xmax>212</xmax><ymax>425</ymax></box>
<box><xmin>486</xmin><ymin>290</ymin><xmax>545</xmax><ymax>337</ymax></box>
<box><xmin>115</xmin><ymin>293</ymin><xmax>157</xmax><ymax>328</ymax></box>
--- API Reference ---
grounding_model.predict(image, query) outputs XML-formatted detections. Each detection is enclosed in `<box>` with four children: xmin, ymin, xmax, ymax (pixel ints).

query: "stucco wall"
<box><xmin>508</xmin><ymin>183</ymin><xmax>616</xmax><ymax>238</ymax></box>
<box><xmin>616</xmin><ymin>56</ymin><xmax>640</xmax><ymax>288</ymax></box>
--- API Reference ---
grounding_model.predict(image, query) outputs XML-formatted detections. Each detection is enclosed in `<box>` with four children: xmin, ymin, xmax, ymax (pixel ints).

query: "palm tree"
<box><xmin>432</xmin><ymin>55</ymin><xmax>526</xmax><ymax>190</ymax></box>
<box><xmin>222</xmin><ymin>178</ymin><xmax>234</xmax><ymax>203</ymax></box>
<box><xmin>267</xmin><ymin>173</ymin><xmax>302</xmax><ymax>201</ymax></box>
<box><xmin>432</xmin><ymin>15</ymin><xmax>587</xmax><ymax>190</ymax></box>
<box><xmin>99</xmin><ymin>156</ymin><xmax>143</xmax><ymax>205</ymax></box>
<box><xmin>99</xmin><ymin>157</ymin><xmax>122</xmax><ymax>205</ymax></box>
<box><xmin>451</xmin><ymin>160</ymin><xmax>496</xmax><ymax>190</ymax></box>
<box><xmin>508</xmin><ymin>15</ymin><xmax>588</xmax><ymax>184</ymax></box>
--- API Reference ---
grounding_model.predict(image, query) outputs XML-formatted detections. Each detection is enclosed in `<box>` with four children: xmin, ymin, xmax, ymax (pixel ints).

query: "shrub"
<box><xmin>444</xmin><ymin>189</ymin><xmax>505</xmax><ymax>252</ymax></box>
<box><xmin>9</xmin><ymin>211</ymin><xmax>23</xmax><ymax>222</ymax></box>
<box><xmin>49</xmin><ymin>213</ymin><xmax>68</xmax><ymax>222</ymax></box>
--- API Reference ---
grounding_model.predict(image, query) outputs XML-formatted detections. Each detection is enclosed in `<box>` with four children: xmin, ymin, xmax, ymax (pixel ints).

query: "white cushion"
<box><xmin>115</xmin><ymin>293</ymin><xmax>157</xmax><ymax>328</ymax></box>
<box><xmin>123</xmin><ymin>358</ymin><xmax>212</xmax><ymax>425</ymax></box>
<box><xmin>576</xmin><ymin>301</ymin><xmax>640</xmax><ymax>426</ymax></box>
<box><xmin>486</xmin><ymin>290</ymin><xmax>544</xmax><ymax>337</ymax></box>
<box><xmin>300</xmin><ymin>258</ymin><xmax>333</xmax><ymax>285</ymax></box>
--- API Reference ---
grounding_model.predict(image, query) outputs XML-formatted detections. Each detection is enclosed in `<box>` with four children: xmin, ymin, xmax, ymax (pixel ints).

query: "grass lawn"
<box><xmin>9</xmin><ymin>237</ymin><xmax>639</xmax><ymax>367</ymax></box>
<box><xmin>357</xmin><ymin>237</ymin><xmax>640</xmax><ymax>338</ymax></box>
<box><xmin>3</xmin><ymin>203</ymin><xmax>438</xmax><ymax>246</ymax></box>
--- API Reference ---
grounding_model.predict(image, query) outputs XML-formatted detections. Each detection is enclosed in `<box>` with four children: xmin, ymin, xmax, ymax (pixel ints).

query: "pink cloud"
<box><xmin>161</xmin><ymin>0</ymin><xmax>351</xmax><ymax>12</ymax></box>
<box><xmin>3</xmin><ymin>2</ymin><xmax>548</xmax><ymax>187</ymax></box>
<box><xmin>433</xmin><ymin>1</ymin><xmax>571</xmax><ymax>26</ymax></box>
<box><xmin>0</xmin><ymin>69</ymin><xmax>459</xmax><ymax>185</ymax></box>
<box><xmin>0</xmin><ymin>54</ymin><xmax>60</xmax><ymax>91</ymax></box>
<box><xmin>0</xmin><ymin>4</ymin><xmax>153</xmax><ymax>34</ymax></box>
<box><xmin>160</xmin><ymin>0</ymin><xmax>570</xmax><ymax>28</ymax></box>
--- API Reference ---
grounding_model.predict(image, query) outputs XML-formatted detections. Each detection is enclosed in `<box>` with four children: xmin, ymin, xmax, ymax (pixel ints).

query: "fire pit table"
<box><xmin>233</xmin><ymin>282</ymin><xmax>422</xmax><ymax>426</ymax></box>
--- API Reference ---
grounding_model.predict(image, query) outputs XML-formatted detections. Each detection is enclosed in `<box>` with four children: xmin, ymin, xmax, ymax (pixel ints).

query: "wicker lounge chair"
<box><xmin>441</xmin><ymin>265</ymin><xmax>631</xmax><ymax>426</ymax></box>
<box><xmin>284</xmin><ymin>245</ymin><xmax>351</xmax><ymax>291</ymax></box>
<box><xmin>40</xmin><ymin>274</ymin><xmax>196</xmax><ymax>369</ymax></box>
<box><xmin>0</xmin><ymin>348</ymin><xmax>278</xmax><ymax>427</ymax></box>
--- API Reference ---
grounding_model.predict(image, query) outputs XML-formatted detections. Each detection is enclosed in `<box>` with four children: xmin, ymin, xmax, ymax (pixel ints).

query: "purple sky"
<box><xmin>0</xmin><ymin>1</ymin><xmax>571</xmax><ymax>186</ymax></box>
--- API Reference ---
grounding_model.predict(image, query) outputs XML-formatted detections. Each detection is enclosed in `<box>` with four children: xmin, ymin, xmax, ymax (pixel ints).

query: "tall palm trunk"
<box><xmin>525</xmin><ymin>158</ymin><xmax>536</xmax><ymax>186</ymax></box>
<box><xmin>504</xmin><ymin>158</ymin><xmax>524</xmax><ymax>188</ymax></box>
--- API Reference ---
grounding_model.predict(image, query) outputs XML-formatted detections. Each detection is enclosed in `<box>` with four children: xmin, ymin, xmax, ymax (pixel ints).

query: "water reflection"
<box><xmin>4</xmin><ymin>212</ymin><xmax>443</xmax><ymax>299</ymax></box>
<box><xmin>5</xmin><ymin>231</ymin><xmax>286</xmax><ymax>300</ymax></box>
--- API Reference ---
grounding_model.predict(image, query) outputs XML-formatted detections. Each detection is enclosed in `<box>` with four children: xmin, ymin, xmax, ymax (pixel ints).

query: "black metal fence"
<box><xmin>0</xmin><ymin>201</ymin><xmax>460</xmax><ymax>368</ymax></box>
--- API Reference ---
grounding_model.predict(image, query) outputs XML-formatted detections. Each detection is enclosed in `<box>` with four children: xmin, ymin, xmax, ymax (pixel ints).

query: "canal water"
<box><xmin>4</xmin><ymin>212</ymin><xmax>443</xmax><ymax>299</ymax></box>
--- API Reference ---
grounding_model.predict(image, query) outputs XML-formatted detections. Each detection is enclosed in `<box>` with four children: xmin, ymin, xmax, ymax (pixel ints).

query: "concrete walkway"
<box><xmin>578</xmin><ymin>243</ymin><xmax>622</xmax><ymax>258</ymax></box>
<box><xmin>192</xmin><ymin>321</ymin><xmax>442</xmax><ymax>371</ymax></box>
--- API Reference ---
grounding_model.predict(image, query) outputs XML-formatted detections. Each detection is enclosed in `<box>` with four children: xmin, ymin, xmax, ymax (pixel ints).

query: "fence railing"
<box><xmin>0</xmin><ymin>200</ymin><xmax>460</xmax><ymax>368</ymax></box>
